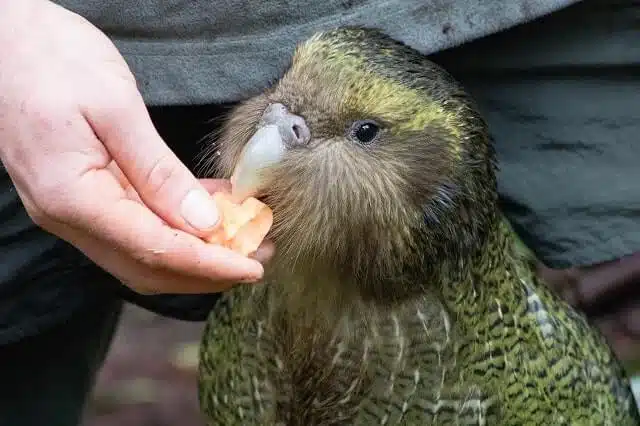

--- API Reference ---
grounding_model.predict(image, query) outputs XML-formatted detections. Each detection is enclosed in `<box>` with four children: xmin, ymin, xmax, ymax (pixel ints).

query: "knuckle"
<box><xmin>28</xmin><ymin>183</ymin><xmax>73</xmax><ymax>226</ymax></box>
<box><xmin>143</xmin><ymin>153</ymin><xmax>181</xmax><ymax>198</ymax></box>
<box><xmin>20</xmin><ymin>96</ymin><xmax>67</xmax><ymax>134</ymax></box>
<box><xmin>106</xmin><ymin>83</ymin><xmax>140</xmax><ymax>110</ymax></box>
<box><xmin>30</xmin><ymin>111</ymin><xmax>57</xmax><ymax>136</ymax></box>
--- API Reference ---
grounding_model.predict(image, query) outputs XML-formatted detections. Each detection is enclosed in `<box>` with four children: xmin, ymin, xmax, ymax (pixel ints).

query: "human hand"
<box><xmin>0</xmin><ymin>0</ymin><xmax>268</xmax><ymax>294</ymax></box>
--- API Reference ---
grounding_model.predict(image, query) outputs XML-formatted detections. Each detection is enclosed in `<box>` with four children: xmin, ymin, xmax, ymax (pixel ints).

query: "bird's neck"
<box><xmin>264</xmin><ymin>266</ymin><xmax>372</xmax><ymax>337</ymax></box>
<box><xmin>264</xmin><ymin>214</ymin><xmax>530</xmax><ymax>338</ymax></box>
<box><xmin>437</xmin><ymin>215</ymin><xmax>541</xmax><ymax>329</ymax></box>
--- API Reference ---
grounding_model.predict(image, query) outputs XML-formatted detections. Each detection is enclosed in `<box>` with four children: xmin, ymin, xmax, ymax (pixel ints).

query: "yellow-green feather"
<box><xmin>291</xmin><ymin>35</ymin><xmax>464</xmax><ymax>157</ymax></box>
<box><xmin>197</xmin><ymin>27</ymin><xmax>639</xmax><ymax>426</ymax></box>
<box><xmin>199</xmin><ymin>218</ymin><xmax>639</xmax><ymax>425</ymax></box>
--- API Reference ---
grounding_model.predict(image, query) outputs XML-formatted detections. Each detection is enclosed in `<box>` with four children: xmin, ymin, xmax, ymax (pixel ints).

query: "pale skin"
<box><xmin>0</xmin><ymin>0</ymin><xmax>272</xmax><ymax>295</ymax></box>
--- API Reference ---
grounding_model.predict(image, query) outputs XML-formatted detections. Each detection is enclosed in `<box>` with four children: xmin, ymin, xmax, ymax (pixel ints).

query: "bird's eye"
<box><xmin>350</xmin><ymin>120</ymin><xmax>380</xmax><ymax>145</ymax></box>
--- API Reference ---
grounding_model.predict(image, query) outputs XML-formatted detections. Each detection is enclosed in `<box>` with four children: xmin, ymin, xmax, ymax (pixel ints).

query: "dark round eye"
<box><xmin>351</xmin><ymin>120</ymin><xmax>380</xmax><ymax>144</ymax></box>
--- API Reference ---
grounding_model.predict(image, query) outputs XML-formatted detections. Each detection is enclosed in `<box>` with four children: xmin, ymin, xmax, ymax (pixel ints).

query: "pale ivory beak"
<box><xmin>230</xmin><ymin>103</ymin><xmax>310</xmax><ymax>200</ymax></box>
<box><xmin>230</xmin><ymin>124</ymin><xmax>286</xmax><ymax>200</ymax></box>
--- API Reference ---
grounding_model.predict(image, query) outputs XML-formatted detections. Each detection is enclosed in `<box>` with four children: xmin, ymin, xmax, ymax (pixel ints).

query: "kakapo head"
<box><xmin>204</xmin><ymin>27</ymin><xmax>498</xmax><ymax>303</ymax></box>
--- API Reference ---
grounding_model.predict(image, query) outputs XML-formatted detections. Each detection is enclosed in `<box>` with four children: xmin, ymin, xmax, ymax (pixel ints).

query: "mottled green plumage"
<box><xmin>197</xmin><ymin>27</ymin><xmax>640</xmax><ymax>425</ymax></box>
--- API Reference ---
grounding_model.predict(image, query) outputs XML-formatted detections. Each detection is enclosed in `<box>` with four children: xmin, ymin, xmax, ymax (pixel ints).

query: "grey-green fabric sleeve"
<box><xmin>52</xmin><ymin>0</ymin><xmax>578</xmax><ymax>105</ymax></box>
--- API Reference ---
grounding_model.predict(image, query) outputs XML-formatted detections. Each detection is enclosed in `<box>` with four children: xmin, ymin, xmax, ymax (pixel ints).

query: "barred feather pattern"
<box><xmin>198</xmin><ymin>220</ymin><xmax>639</xmax><ymax>426</ymax></box>
<box><xmin>197</xmin><ymin>27</ymin><xmax>639</xmax><ymax>426</ymax></box>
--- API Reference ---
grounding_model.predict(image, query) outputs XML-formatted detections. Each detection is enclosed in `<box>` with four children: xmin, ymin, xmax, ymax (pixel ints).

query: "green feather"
<box><xmin>197</xmin><ymin>27</ymin><xmax>640</xmax><ymax>426</ymax></box>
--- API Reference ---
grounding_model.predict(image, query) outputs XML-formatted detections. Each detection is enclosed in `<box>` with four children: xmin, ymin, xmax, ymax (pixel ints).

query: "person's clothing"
<box><xmin>0</xmin><ymin>298</ymin><xmax>122</xmax><ymax>426</ymax></box>
<box><xmin>431</xmin><ymin>0</ymin><xmax>640</xmax><ymax>268</ymax></box>
<box><xmin>53</xmin><ymin>0</ymin><xmax>579</xmax><ymax>106</ymax></box>
<box><xmin>0</xmin><ymin>8</ymin><xmax>638</xmax><ymax>422</ymax></box>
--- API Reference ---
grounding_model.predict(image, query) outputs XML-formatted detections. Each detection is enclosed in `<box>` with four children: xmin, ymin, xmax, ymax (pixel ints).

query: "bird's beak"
<box><xmin>230</xmin><ymin>124</ymin><xmax>286</xmax><ymax>200</ymax></box>
<box><xmin>230</xmin><ymin>103</ymin><xmax>310</xmax><ymax>200</ymax></box>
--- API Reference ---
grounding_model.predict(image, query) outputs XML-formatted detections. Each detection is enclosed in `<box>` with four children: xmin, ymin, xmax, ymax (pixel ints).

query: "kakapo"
<box><xmin>197</xmin><ymin>27</ymin><xmax>640</xmax><ymax>425</ymax></box>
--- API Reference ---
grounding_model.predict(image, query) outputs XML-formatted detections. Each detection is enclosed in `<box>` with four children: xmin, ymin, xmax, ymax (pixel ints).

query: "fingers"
<box><xmin>53</xmin><ymin>167</ymin><xmax>265</xmax><ymax>287</ymax></box>
<box><xmin>573</xmin><ymin>254</ymin><xmax>640</xmax><ymax>313</ymax></box>
<box><xmin>106</xmin><ymin>160</ymin><xmax>143</xmax><ymax>202</ymax></box>
<box><xmin>15</xmin><ymin>110</ymin><xmax>268</xmax><ymax>291</ymax></box>
<box><xmin>593</xmin><ymin>304</ymin><xmax>640</xmax><ymax>363</ymax></box>
<box><xmin>84</xmin><ymin>89</ymin><xmax>222</xmax><ymax>238</ymax></box>
<box><xmin>0</xmin><ymin>0</ymin><xmax>264</xmax><ymax>296</ymax></box>
<box><xmin>540</xmin><ymin>259</ymin><xmax>640</xmax><ymax>362</ymax></box>
<box><xmin>63</xmin><ymin>227</ymin><xmax>246</xmax><ymax>294</ymax></box>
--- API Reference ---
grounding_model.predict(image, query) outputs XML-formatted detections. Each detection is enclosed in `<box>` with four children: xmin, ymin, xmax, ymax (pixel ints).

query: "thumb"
<box><xmin>85</xmin><ymin>91</ymin><xmax>221</xmax><ymax>237</ymax></box>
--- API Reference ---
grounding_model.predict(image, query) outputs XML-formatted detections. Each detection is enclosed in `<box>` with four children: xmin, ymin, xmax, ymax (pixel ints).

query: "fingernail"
<box><xmin>180</xmin><ymin>189</ymin><xmax>220</xmax><ymax>230</ymax></box>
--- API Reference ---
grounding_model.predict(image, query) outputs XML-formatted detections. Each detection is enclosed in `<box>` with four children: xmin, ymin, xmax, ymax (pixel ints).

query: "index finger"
<box><xmin>65</xmin><ymin>167</ymin><xmax>265</xmax><ymax>283</ymax></box>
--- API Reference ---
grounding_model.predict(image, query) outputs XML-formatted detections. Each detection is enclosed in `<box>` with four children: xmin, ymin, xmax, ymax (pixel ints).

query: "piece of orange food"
<box><xmin>203</xmin><ymin>191</ymin><xmax>273</xmax><ymax>257</ymax></box>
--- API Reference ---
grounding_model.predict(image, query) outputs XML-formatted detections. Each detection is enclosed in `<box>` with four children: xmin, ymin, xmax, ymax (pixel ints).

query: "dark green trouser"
<box><xmin>0</xmin><ymin>299</ymin><xmax>122</xmax><ymax>426</ymax></box>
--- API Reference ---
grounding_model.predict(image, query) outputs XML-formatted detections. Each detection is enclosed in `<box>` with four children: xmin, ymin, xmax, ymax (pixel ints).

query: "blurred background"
<box><xmin>82</xmin><ymin>303</ymin><xmax>206</xmax><ymax>426</ymax></box>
